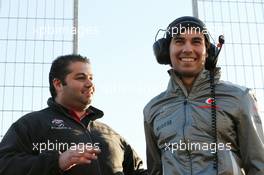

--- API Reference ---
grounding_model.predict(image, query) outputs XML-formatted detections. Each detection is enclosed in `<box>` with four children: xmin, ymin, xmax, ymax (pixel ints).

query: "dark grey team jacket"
<box><xmin>144</xmin><ymin>68</ymin><xmax>264</xmax><ymax>175</ymax></box>
<box><xmin>0</xmin><ymin>98</ymin><xmax>147</xmax><ymax>175</ymax></box>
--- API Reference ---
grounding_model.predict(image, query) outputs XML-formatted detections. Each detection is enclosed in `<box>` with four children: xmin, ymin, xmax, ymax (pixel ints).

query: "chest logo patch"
<box><xmin>205</xmin><ymin>98</ymin><xmax>214</xmax><ymax>105</ymax></box>
<box><xmin>51</xmin><ymin>119</ymin><xmax>71</xmax><ymax>129</ymax></box>
<box><xmin>195</xmin><ymin>98</ymin><xmax>220</xmax><ymax>109</ymax></box>
<box><xmin>52</xmin><ymin>119</ymin><xmax>64</xmax><ymax>127</ymax></box>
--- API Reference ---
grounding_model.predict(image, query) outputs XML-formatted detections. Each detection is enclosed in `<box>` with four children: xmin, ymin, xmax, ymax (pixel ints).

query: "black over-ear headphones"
<box><xmin>153</xmin><ymin>16</ymin><xmax>224</xmax><ymax>71</ymax></box>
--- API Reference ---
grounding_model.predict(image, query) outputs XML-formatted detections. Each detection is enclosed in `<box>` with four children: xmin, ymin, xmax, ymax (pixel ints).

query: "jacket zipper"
<box><xmin>183</xmin><ymin>99</ymin><xmax>193</xmax><ymax>175</ymax></box>
<box><xmin>55</xmin><ymin>104</ymin><xmax>102</xmax><ymax>174</ymax></box>
<box><xmin>66</xmin><ymin>112</ymin><xmax>103</xmax><ymax>175</ymax></box>
<box><xmin>84</xmin><ymin>123</ymin><xmax>103</xmax><ymax>175</ymax></box>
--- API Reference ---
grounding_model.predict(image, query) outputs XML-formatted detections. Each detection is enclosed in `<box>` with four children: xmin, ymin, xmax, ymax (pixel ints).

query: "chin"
<box><xmin>177</xmin><ymin>70</ymin><xmax>200</xmax><ymax>77</ymax></box>
<box><xmin>85</xmin><ymin>100</ymin><xmax>92</xmax><ymax>106</ymax></box>
<box><xmin>81</xmin><ymin>99</ymin><xmax>92</xmax><ymax>107</ymax></box>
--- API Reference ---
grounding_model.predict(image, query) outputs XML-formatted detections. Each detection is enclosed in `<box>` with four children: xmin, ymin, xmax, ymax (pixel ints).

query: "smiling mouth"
<box><xmin>179</xmin><ymin>57</ymin><xmax>197</xmax><ymax>62</ymax></box>
<box><xmin>82</xmin><ymin>90</ymin><xmax>93</xmax><ymax>96</ymax></box>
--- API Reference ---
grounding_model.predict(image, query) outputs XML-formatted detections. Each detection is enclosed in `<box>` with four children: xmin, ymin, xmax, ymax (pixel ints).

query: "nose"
<box><xmin>182</xmin><ymin>42</ymin><xmax>193</xmax><ymax>54</ymax></box>
<box><xmin>84</xmin><ymin>79</ymin><xmax>93</xmax><ymax>88</ymax></box>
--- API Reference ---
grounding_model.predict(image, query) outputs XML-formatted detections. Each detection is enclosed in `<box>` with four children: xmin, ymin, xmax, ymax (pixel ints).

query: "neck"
<box><xmin>72</xmin><ymin>110</ymin><xmax>86</xmax><ymax>119</ymax></box>
<box><xmin>55</xmin><ymin>98</ymin><xmax>89</xmax><ymax>118</ymax></box>
<box><xmin>181</xmin><ymin>76</ymin><xmax>196</xmax><ymax>93</ymax></box>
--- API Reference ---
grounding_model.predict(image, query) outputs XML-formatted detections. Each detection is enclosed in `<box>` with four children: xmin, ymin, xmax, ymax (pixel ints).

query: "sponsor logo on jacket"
<box><xmin>156</xmin><ymin>120</ymin><xmax>172</xmax><ymax>131</ymax></box>
<box><xmin>196</xmin><ymin>98</ymin><xmax>220</xmax><ymax>109</ymax></box>
<box><xmin>51</xmin><ymin>119</ymin><xmax>72</xmax><ymax>129</ymax></box>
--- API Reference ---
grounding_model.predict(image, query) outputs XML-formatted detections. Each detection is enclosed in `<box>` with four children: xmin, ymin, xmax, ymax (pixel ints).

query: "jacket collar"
<box><xmin>47</xmin><ymin>98</ymin><xmax>104</xmax><ymax>121</ymax></box>
<box><xmin>167</xmin><ymin>67</ymin><xmax>221</xmax><ymax>97</ymax></box>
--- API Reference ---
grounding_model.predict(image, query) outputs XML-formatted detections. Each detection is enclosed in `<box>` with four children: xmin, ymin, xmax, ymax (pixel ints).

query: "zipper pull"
<box><xmin>184</xmin><ymin>99</ymin><xmax>187</xmax><ymax>105</ymax></box>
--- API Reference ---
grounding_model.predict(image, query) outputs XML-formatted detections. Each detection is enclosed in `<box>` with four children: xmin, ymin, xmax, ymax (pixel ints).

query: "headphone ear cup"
<box><xmin>153</xmin><ymin>38</ymin><xmax>171</xmax><ymax>65</ymax></box>
<box><xmin>205</xmin><ymin>43</ymin><xmax>218</xmax><ymax>71</ymax></box>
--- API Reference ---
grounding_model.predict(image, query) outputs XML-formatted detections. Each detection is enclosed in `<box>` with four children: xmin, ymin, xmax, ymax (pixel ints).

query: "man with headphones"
<box><xmin>144</xmin><ymin>16</ymin><xmax>264</xmax><ymax>175</ymax></box>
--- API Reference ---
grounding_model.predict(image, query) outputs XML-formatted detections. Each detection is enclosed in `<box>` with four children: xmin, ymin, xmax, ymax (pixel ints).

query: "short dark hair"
<box><xmin>49</xmin><ymin>54</ymin><xmax>90</xmax><ymax>99</ymax></box>
<box><xmin>166</xmin><ymin>16</ymin><xmax>211</xmax><ymax>49</ymax></box>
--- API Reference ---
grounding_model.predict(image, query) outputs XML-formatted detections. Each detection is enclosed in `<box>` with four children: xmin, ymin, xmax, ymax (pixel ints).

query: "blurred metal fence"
<box><xmin>0</xmin><ymin>0</ymin><xmax>77</xmax><ymax>139</ymax></box>
<box><xmin>193</xmin><ymin>0</ymin><xmax>264</xmax><ymax>120</ymax></box>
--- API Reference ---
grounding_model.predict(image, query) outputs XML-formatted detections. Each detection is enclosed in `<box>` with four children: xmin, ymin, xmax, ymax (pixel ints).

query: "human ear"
<box><xmin>53</xmin><ymin>78</ymin><xmax>63</xmax><ymax>93</ymax></box>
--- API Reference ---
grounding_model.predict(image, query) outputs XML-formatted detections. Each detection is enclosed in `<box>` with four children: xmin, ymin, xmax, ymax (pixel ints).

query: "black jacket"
<box><xmin>0</xmin><ymin>98</ymin><xmax>147</xmax><ymax>175</ymax></box>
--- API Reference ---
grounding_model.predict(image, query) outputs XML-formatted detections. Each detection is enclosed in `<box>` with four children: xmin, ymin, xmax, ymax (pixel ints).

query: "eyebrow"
<box><xmin>192</xmin><ymin>36</ymin><xmax>203</xmax><ymax>40</ymax></box>
<box><xmin>74</xmin><ymin>73</ymin><xmax>93</xmax><ymax>77</ymax></box>
<box><xmin>173</xmin><ymin>36</ymin><xmax>204</xmax><ymax>42</ymax></box>
<box><xmin>173</xmin><ymin>35</ymin><xmax>185</xmax><ymax>39</ymax></box>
